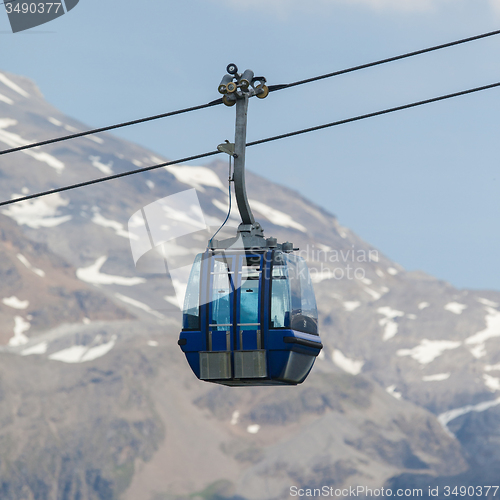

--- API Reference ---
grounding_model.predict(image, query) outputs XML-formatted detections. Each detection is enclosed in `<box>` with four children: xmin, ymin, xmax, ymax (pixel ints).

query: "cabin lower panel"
<box><xmin>234</xmin><ymin>350</ymin><xmax>267</xmax><ymax>378</ymax></box>
<box><xmin>269</xmin><ymin>350</ymin><xmax>315</xmax><ymax>384</ymax></box>
<box><xmin>180</xmin><ymin>328</ymin><xmax>321</xmax><ymax>386</ymax></box>
<box><xmin>199</xmin><ymin>351</ymin><xmax>232</xmax><ymax>380</ymax></box>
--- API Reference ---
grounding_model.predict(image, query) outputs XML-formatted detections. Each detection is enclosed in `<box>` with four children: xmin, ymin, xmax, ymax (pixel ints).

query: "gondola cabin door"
<box><xmin>202</xmin><ymin>252</ymin><xmax>267</xmax><ymax>381</ymax></box>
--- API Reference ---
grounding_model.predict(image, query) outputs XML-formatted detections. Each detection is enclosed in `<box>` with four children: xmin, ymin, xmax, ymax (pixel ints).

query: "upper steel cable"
<box><xmin>0</xmin><ymin>28</ymin><xmax>499</xmax><ymax>157</ymax></box>
<box><xmin>248</xmin><ymin>81</ymin><xmax>500</xmax><ymax>147</ymax></box>
<box><xmin>1</xmin><ymin>80</ymin><xmax>499</xmax><ymax>208</ymax></box>
<box><xmin>0</xmin><ymin>99</ymin><xmax>223</xmax><ymax>157</ymax></box>
<box><xmin>267</xmin><ymin>28</ymin><xmax>500</xmax><ymax>93</ymax></box>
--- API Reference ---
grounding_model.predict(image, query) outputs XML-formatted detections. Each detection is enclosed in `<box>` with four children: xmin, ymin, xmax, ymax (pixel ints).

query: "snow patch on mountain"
<box><xmin>47</xmin><ymin>117</ymin><xmax>62</xmax><ymax>126</ymax></box>
<box><xmin>477</xmin><ymin>297</ymin><xmax>499</xmax><ymax>308</ymax></box>
<box><xmin>0</xmin><ymin>93</ymin><xmax>13</xmax><ymax>105</ymax></box>
<box><xmin>0</xmin><ymin>118</ymin><xmax>64</xmax><ymax>171</ymax></box>
<box><xmin>397</xmin><ymin>339</ymin><xmax>461</xmax><ymax>364</ymax></box>
<box><xmin>168</xmin><ymin>165</ymin><xmax>225</xmax><ymax>192</ymax></box>
<box><xmin>0</xmin><ymin>73</ymin><xmax>30</xmax><ymax>97</ymax></box>
<box><xmin>16</xmin><ymin>254</ymin><xmax>45</xmax><ymax>277</ymax></box>
<box><xmin>8</xmin><ymin>316</ymin><xmax>30</xmax><ymax>346</ymax></box>
<box><xmin>2</xmin><ymin>296</ymin><xmax>29</xmax><ymax>309</ymax></box>
<box><xmin>48</xmin><ymin>118</ymin><xmax>104</xmax><ymax>144</ymax></box>
<box><xmin>337</xmin><ymin>226</ymin><xmax>348</xmax><ymax>238</ymax></box>
<box><xmin>386</xmin><ymin>385</ymin><xmax>402</xmax><ymax>399</ymax></box>
<box><xmin>344</xmin><ymin>301</ymin><xmax>361</xmax><ymax>311</ymax></box>
<box><xmin>249</xmin><ymin>199</ymin><xmax>307</xmax><ymax>232</ymax></box>
<box><xmin>332</xmin><ymin>349</ymin><xmax>364</xmax><ymax>375</ymax></box>
<box><xmin>484</xmin><ymin>374</ymin><xmax>500</xmax><ymax>392</ymax></box>
<box><xmin>438</xmin><ymin>397</ymin><xmax>500</xmax><ymax>434</ymax></box>
<box><xmin>377</xmin><ymin>306</ymin><xmax>404</xmax><ymax>341</ymax></box>
<box><xmin>64</xmin><ymin>124</ymin><xmax>78</xmax><ymax>133</ymax></box>
<box><xmin>77</xmin><ymin>256</ymin><xmax>146</xmax><ymax>286</ymax></box>
<box><xmin>364</xmin><ymin>287</ymin><xmax>382</xmax><ymax>300</ymax></box>
<box><xmin>465</xmin><ymin>307</ymin><xmax>500</xmax><ymax>359</ymax></box>
<box><xmin>422</xmin><ymin>373</ymin><xmax>450</xmax><ymax>382</ymax></box>
<box><xmin>91</xmin><ymin>212</ymin><xmax>134</xmax><ymax>239</ymax></box>
<box><xmin>2</xmin><ymin>193</ymin><xmax>71</xmax><ymax>228</ymax></box>
<box><xmin>48</xmin><ymin>335</ymin><xmax>117</xmax><ymax>364</ymax></box>
<box><xmin>444</xmin><ymin>302</ymin><xmax>467</xmax><ymax>314</ymax></box>
<box><xmin>89</xmin><ymin>156</ymin><xmax>113</xmax><ymax>174</ymax></box>
<box><xmin>310</xmin><ymin>270</ymin><xmax>336</xmax><ymax>284</ymax></box>
<box><xmin>164</xmin><ymin>295</ymin><xmax>181</xmax><ymax>307</ymax></box>
<box><xmin>115</xmin><ymin>293</ymin><xmax>164</xmax><ymax>319</ymax></box>
<box><xmin>21</xmin><ymin>341</ymin><xmax>48</xmax><ymax>356</ymax></box>
<box><xmin>231</xmin><ymin>411</ymin><xmax>240</xmax><ymax>425</ymax></box>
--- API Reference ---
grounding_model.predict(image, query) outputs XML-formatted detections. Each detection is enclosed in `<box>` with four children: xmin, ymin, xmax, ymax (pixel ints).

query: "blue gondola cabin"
<box><xmin>178</xmin><ymin>247</ymin><xmax>323</xmax><ymax>386</ymax></box>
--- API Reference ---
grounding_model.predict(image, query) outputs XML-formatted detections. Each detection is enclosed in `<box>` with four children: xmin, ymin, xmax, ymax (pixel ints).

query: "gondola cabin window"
<box><xmin>270</xmin><ymin>262</ymin><xmax>291</xmax><ymax>328</ymax></box>
<box><xmin>287</xmin><ymin>254</ymin><xmax>319</xmax><ymax>335</ymax></box>
<box><xmin>182</xmin><ymin>253</ymin><xmax>202</xmax><ymax>330</ymax></box>
<box><xmin>211</xmin><ymin>258</ymin><xmax>233</xmax><ymax>330</ymax></box>
<box><xmin>239</xmin><ymin>264</ymin><xmax>261</xmax><ymax>325</ymax></box>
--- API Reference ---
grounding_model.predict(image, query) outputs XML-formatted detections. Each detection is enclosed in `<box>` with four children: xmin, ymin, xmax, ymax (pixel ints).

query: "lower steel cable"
<box><xmin>1</xmin><ymin>80</ymin><xmax>499</xmax><ymax>208</ymax></box>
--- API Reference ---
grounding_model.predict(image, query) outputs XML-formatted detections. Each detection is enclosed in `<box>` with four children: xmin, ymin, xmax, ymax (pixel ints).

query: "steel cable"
<box><xmin>1</xmin><ymin>80</ymin><xmax>499</xmax><ymax>208</ymax></box>
<box><xmin>0</xmin><ymin>28</ymin><xmax>499</xmax><ymax>157</ymax></box>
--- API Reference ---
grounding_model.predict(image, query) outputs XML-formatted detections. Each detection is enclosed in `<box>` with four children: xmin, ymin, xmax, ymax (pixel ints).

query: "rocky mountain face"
<box><xmin>0</xmin><ymin>70</ymin><xmax>499</xmax><ymax>499</ymax></box>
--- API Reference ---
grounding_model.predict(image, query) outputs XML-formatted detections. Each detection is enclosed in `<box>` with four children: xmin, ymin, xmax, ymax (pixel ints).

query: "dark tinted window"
<box><xmin>270</xmin><ymin>263</ymin><xmax>290</xmax><ymax>328</ymax></box>
<box><xmin>286</xmin><ymin>254</ymin><xmax>319</xmax><ymax>335</ymax></box>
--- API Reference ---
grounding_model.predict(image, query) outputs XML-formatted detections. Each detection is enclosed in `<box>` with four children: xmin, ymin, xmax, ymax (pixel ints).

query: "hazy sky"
<box><xmin>1</xmin><ymin>0</ymin><xmax>499</xmax><ymax>290</ymax></box>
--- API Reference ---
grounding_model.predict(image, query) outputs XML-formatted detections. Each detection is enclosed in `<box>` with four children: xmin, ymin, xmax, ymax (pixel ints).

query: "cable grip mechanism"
<box><xmin>218</xmin><ymin>63</ymin><xmax>269</xmax><ymax>106</ymax></box>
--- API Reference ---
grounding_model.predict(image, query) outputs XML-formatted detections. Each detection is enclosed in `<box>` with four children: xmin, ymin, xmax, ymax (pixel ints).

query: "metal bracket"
<box><xmin>217</xmin><ymin>141</ymin><xmax>236</xmax><ymax>157</ymax></box>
